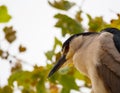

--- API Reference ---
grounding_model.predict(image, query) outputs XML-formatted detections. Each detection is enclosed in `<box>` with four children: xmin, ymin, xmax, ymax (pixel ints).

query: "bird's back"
<box><xmin>97</xmin><ymin>28</ymin><xmax>120</xmax><ymax>93</ymax></box>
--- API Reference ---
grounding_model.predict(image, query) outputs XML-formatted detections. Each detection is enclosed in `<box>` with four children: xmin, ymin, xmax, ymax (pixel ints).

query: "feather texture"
<box><xmin>97</xmin><ymin>29</ymin><xmax>120</xmax><ymax>93</ymax></box>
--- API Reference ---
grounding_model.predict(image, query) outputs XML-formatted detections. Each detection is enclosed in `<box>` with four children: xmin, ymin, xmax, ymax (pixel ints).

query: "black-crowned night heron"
<box><xmin>48</xmin><ymin>28</ymin><xmax>120</xmax><ymax>93</ymax></box>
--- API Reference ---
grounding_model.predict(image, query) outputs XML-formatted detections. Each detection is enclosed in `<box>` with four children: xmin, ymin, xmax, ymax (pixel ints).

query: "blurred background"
<box><xmin>0</xmin><ymin>0</ymin><xmax>120</xmax><ymax>93</ymax></box>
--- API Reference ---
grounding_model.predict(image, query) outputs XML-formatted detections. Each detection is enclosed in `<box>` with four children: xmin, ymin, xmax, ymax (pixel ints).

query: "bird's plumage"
<box><xmin>96</xmin><ymin>28</ymin><xmax>120</xmax><ymax>93</ymax></box>
<box><xmin>62</xmin><ymin>32</ymin><xmax>97</xmax><ymax>51</ymax></box>
<box><xmin>48</xmin><ymin>28</ymin><xmax>120</xmax><ymax>93</ymax></box>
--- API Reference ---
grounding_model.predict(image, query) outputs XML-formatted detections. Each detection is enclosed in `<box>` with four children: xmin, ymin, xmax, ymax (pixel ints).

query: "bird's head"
<box><xmin>48</xmin><ymin>32</ymin><xmax>96</xmax><ymax>78</ymax></box>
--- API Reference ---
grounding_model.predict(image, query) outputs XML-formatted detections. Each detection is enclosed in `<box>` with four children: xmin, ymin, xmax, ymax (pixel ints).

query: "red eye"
<box><xmin>64</xmin><ymin>45</ymin><xmax>69</xmax><ymax>54</ymax></box>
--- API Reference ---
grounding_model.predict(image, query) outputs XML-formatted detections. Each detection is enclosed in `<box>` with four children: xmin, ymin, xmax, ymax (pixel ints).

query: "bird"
<box><xmin>48</xmin><ymin>28</ymin><xmax>120</xmax><ymax>93</ymax></box>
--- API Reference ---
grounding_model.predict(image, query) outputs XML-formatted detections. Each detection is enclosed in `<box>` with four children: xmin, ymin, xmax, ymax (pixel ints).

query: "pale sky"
<box><xmin>0</xmin><ymin>0</ymin><xmax>120</xmax><ymax>89</ymax></box>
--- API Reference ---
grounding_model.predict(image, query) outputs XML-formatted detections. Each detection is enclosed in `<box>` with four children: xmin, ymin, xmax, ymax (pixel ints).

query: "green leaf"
<box><xmin>22</xmin><ymin>88</ymin><xmax>35</xmax><ymax>93</ymax></box>
<box><xmin>75</xmin><ymin>10</ymin><xmax>83</xmax><ymax>22</ymax></box>
<box><xmin>59</xmin><ymin>74</ymin><xmax>79</xmax><ymax>92</ymax></box>
<box><xmin>36</xmin><ymin>78</ymin><xmax>46</xmax><ymax>93</ymax></box>
<box><xmin>55</xmin><ymin>52</ymin><xmax>61</xmax><ymax>62</ymax></box>
<box><xmin>45</xmin><ymin>37</ymin><xmax>62</xmax><ymax>61</ymax></box>
<box><xmin>9</xmin><ymin>66</ymin><xmax>48</xmax><ymax>93</ymax></box>
<box><xmin>8</xmin><ymin>71</ymin><xmax>33</xmax><ymax>88</ymax></box>
<box><xmin>55</xmin><ymin>13</ymin><xmax>84</xmax><ymax>36</ymax></box>
<box><xmin>48</xmin><ymin>70</ymin><xmax>60</xmax><ymax>84</ymax></box>
<box><xmin>48</xmin><ymin>0</ymin><xmax>75</xmax><ymax>11</ymax></box>
<box><xmin>0</xmin><ymin>86</ymin><xmax>13</xmax><ymax>93</ymax></box>
<box><xmin>53</xmin><ymin>37</ymin><xmax>62</xmax><ymax>51</ymax></box>
<box><xmin>87</xmin><ymin>14</ymin><xmax>110</xmax><ymax>32</ymax></box>
<box><xmin>45</xmin><ymin>50</ymin><xmax>54</xmax><ymax>61</ymax></box>
<box><xmin>61</xmin><ymin>88</ymin><xmax>69</xmax><ymax>93</ymax></box>
<box><xmin>73</xmin><ymin>69</ymin><xmax>91</xmax><ymax>86</ymax></box>
<box><xmin>0</xmin><ymin>5</ymin><xmax>11</xmax><ymax>23</ymax></box>
<box><xmin>3</xmin><ymin>26</ymin><xmax>16</xmax><ymax>43</ymax></box>
<box><xmin>110</xmin><ymin>14</ymin><xmax>120</xmax><ymax>29</ymax></box>
<box><xmin>33</xmin><ymin>66</ymin><xmax>48</xmax><ymax>93</ymax></box>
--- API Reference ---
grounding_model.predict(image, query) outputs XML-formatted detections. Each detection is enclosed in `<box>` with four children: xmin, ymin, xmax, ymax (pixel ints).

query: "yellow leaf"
<box><xmin>110</xmin><ymin>14</ymin><xmax>120</xmax><ymax>29</ymax></box>
<box><xmin>3</xmin><ymin>26</ymin><xmax>16</xmax><ymax>43</ymax></box>
<box><xmin>0</xmin><ymin>5</ymin><xmax>11</xmax><ymax>23</ymax></box>
<box><xmin>19</xmin><ymin>45</ymin><xmax>26</xmax><ymax>52</ymax></box>
<box><xmin>50</xmin><ymin>83</ymin><xmax>59</xmax><ymax>93</ymax></box>
<box><xmin>75</xmin><ymin>10</ymin><xmax>83</xmax><ymax>22</ymax></box>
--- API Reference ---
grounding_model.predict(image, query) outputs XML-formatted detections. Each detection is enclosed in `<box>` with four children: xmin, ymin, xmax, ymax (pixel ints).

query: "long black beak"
<box><xmin>48</xmin><ymin>55</ymin><xmax>66</xmax><ymax>78</ymax></box>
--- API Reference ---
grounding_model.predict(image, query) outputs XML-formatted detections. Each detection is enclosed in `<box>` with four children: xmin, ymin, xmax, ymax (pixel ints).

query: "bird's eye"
<box><xmin>63</xmin><ymin>45</ymin><xmax>69</xmax><ymax>55</ymax></box>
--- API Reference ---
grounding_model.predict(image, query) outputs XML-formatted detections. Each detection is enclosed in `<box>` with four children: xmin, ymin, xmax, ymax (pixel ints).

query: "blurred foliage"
<box><xmin>0</xmin><ymin>86</ymin><xmax>13</xmax><ymax>93</ymax></box>
<box><xmin>87</xmin><ymin>14</ymin><xmax>110</xmax><ymax>32</ymax></box>
<box><xmin>0</xmin><ymin>1</ymin><xmax>120</xmax><ymax>93</ymax></box>
<box><xmin>110</xmin><ymin>14</ymin><xmax>120</xmax><ymax>29</ymax></box>
<box><xmin>48</xmin><ymin>0</ymin><xmax>75</xmax><ymax>11</ymax></box>
<box><xmin>54</xmin><ymin>13</ymin><xmax>84</xmax><ymax>36</ymax></box>
<box><xmin>0</xmin><ymin>5</ymin><xmax>11</xmax><ymax>23</ymax></box>
<box><xmin>3</xmin><ymin>26</ymin><xmax>16</xmax><ymax>43</ymax></box>
<box><xmin>19</xmin><ymin>45</ymin><xmax>27</xmax><ymax>53</ymax></box>
<box><xmin>75</xmin><ymin>10</ymin><xmax>83</xmax><ymax>22</ymax></box>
